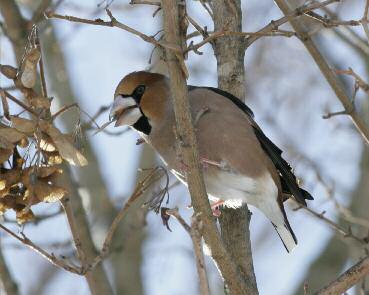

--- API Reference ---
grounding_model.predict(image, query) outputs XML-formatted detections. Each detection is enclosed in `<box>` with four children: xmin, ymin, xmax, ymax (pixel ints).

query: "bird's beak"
<box><xmin>109</xmin><ymin>96</ymin><xmax>141</xmax><ymax>127</ymax></box>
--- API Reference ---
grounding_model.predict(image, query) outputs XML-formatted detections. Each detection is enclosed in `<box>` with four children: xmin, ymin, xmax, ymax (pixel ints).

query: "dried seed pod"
<box><xmin>19</xmin><ymin>48</ymin><xmax>41</xmax><ymax>88</ymax></box>
<box><xmin>0</xmin><ymin>127</ymin><xmax>25</xmax><ymax>143</ymax></box>
<box><xmin>0</xmin><ymin>148</ymin><xmax>12</xmax><ymax>163</ymax></box>
<box><xmin>16</xmin><ymin>208</ymin><xmax>35</xmax><ymax>224</ymax></box>
<box><xmin>10</xmin><ymin>116</ymin><xmax>36</xmax><ymax>134</ymax></box>
<box><xmin>39</xmin><ymin>135</ymin><xmax>56</xmax><ymax>152</ymax></box>
<box><xmin>44</xmin><ymin>151</ymin><xmax>63</xmax><ymax>165</ymax></box>
<box><xmin>33</xmin><ymin>182</ymin><xmax>68</xmax><ymax>202</ymax></box>
<box><xmin>46</xmin><ymin>124</ymin><xmax>88</xmax><ymax>166</ymax></box>
<box><xmin>0</xmin><ymin>136</ymin><xmax>14</xmax><ymax>150</ymax></box>
<box><xmin>0</xmin><ymin>65</ymin><xmax>17</xmax><ymax>79</ymax></box>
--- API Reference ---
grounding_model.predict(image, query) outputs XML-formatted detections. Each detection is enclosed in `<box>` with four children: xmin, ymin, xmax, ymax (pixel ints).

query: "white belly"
<box><xmin>203</xmin><ymin>170</ymin><xmax>279</xmax><ymax>209</ymax></box>
<box><xmin>170</xmin><ymin>166</ymin><xmax>279</xmax><ymax>211</ymax></box>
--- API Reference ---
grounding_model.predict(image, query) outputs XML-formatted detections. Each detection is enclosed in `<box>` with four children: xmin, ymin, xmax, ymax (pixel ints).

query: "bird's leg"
<box><xmin>187</xmin><ymin>200</ymin><xmax>225</xmax><ymax>217</ymax></box>
<box><xmin>200</xmin><ymin>157</ymin><xmax>231</xmax><ymax>172</ymax></box>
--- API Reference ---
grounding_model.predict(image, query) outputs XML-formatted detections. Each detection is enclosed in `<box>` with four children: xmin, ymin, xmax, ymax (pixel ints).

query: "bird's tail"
<box><xmin>272</xmin><ymin>222</ymin><xmax>297</xmax><ymax>253</ymax></box>
<box><xmin>258</xmin><ymin>197</ymin><xmax>298</xmax><ymax>252</ymax></box>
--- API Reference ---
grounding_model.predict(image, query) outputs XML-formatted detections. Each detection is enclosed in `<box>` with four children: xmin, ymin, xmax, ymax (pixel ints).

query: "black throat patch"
<box><xmin>133</xmin><ymin>114</ymin><xmax>151</xmax><ymax>135</ymax></box>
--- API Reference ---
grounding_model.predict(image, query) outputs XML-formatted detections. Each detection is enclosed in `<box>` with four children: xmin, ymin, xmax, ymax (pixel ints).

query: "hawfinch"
<box><xmin>109</xmin><ymin>71</ymin><xmax>313</xmax><ymax>252</ymax></box>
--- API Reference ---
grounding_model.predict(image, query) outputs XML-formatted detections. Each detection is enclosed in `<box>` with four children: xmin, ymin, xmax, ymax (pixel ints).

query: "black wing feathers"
<box><xmin>252</xmin><ymin>127</ymin><xmax>313</xmax><ymax>205</ymax></box>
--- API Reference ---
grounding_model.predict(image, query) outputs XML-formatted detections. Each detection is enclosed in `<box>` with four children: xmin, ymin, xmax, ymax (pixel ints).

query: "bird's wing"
<box><xmin>188</xmin><ymin>86</ymin><xmax>313</xmax><ymax>206</ymax></box>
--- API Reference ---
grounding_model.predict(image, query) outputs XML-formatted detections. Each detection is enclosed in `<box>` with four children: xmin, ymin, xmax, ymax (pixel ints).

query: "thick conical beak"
<box><xmin>109</xmin><ymin>96</ymin><xmax>137</xmax><ymax>121</ymax></box>
<box><xmin>109</xmin><ymin>96</ymin><xmax>141</xmax><ymax>127</ymax></box>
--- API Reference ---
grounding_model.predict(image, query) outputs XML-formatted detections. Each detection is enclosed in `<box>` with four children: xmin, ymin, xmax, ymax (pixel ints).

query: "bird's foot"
<box><xmin>211</xmin><ymin>200</ymin><xmax>224</xmax><ymax>217</ymax></box>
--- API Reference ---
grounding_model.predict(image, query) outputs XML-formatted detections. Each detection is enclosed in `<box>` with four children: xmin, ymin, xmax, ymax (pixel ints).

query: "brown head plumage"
<box><xmin>110</xmin><ymin>71</ymin><xmax>171</xmax><ymax>133</ymax></box>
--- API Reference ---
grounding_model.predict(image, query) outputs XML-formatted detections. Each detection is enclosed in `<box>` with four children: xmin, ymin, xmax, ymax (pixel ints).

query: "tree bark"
<box><xmin>212</xmin><ymin>1</ymin><xmax>258</xmax><ymax>293</ymax></box>
<box><xmin>161</xmin><ymin>1</ymin><xmax>251</xmax><ymax>294</ymax></box>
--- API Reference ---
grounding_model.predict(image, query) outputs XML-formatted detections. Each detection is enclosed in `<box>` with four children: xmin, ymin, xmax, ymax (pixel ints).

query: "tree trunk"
<box><xmin>212</xmin><ymin>1</ymin><xmax>258</xmax><ymax>293</ymax></box>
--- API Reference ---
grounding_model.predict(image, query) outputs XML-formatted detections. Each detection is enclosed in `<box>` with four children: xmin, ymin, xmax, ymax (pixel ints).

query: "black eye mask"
<box><xmin>132</xmin><ymin>85</ymin><xmax>146</xmax><ymax>104</ymax></box>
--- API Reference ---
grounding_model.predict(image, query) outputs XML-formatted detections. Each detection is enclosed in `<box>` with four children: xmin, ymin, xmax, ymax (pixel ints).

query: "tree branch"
<box><xmin>212</xmin><ymin>0</ymin><xmax>258</xmax><ymax>293</ymax></box>
<box><xmin>161</xmin><ymin>1</ymin><xmax>250</xmax><ymax>294</ymax></box>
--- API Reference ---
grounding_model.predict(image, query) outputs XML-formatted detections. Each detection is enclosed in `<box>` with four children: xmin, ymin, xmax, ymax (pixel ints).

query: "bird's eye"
<box><xmin>135</xmin><ymin>85</ymin><xmax>145</xmax><ymax>96</ymax></box>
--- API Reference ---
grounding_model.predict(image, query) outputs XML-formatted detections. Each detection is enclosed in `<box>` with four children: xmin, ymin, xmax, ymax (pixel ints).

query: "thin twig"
<box><xmin>247</xmin><ymin>0</ymin><xmax>341</xmax><ymax>46</ymax></box>
<box><xmin>186</xmin><ymin>29</ymin><xmax>296</xmax><ymax>54</ymax></box>
<box><xmin>31</xmin><ymin>0</ymin><xmax>52</xmax><ymax>24</ymax></box>
<box><xmin>0</xmin><ymin>90</ymin><xmax>10</xmax><ymax>119</ymax></box>
<box><xmin>86</xmin><ymin>167</ymin><xmax>165</xmax><ymax>272</ymax></box>
<box><xmin>190</xmin><ymin>214</ymin><xmax>210</xmax><ymax>295</ymax></box>
<box><xmin>186</xmin><ymin>14</ymin><xmax>209</xmax><ymax>41</ymax></box>
<box><xmin>166</xmin><ymin>208</ymin><xmax>210</xmax><ymax>295</ymax></box>
<box><xmin>322</xmin><ymin>6</ymin><xmax>369</xmax><ymax>56</ymax></box>
<box><xmin>274</xmin><ymin>0</ymin><xmax>369</xmax><ymax>145</ymax></box>
<box><xmin>129</xmin><ymin>0</ymin><xmax>161</xmax><ymax>6</ymax></box>
<box><xmin>60</xmin><ymin>197</ymin><xmax>89</xmax><ymax>272</ymax></box>
<box><xmin>322</xmin><ymin>109</ymin><xmax>350</xmax><ymax>119</ymax></box>
<box><xmin>336</xmin><ymin>68</ymin><xmax>369</xmax><ymax>94</ymax></box>
<box><xmin>0</xmin><ymin>89</ymin><xmax>37</xmax><ymax>116</ymax></box>
<box><xmin>199</xmin><ymin>0</ymin><xmax>213</xmax><ymax>19</ymax></box>
<box><xmin>305</xmin><ymin>11</ymin><xmax>360</xmax><ymax>28</ymax></box>
<box><xmin>46</xmin><ymin>9</ymin><xmax>180</xmax><ymax>53</ymax></box>
<box><xmin>0</xmin><ymin>223</ymin><xmax>81</xmax><ymax>274</ymax></box>
<box><xmin>51</xmin><ymin>103</ymin><xmax>79</xmax><ymax>121</ymax></box>
<box><xmin>293</xmin><ymin>201</ymin><xmax>368</xmax><ymax>247</ymax></box>
<box><xmin>290</xmin><ymin>146</ymin><xmax>369</xmax><ymax>230</ymax></box>
<box><xmin>166</xmin><ymin>208</ymin><xmax>191</xmax><ymax>232</ymax></box>
<box><xmin>35</xmin><ymin>26</ymin><xmax>48</xmax><ymax>98</ymax></box>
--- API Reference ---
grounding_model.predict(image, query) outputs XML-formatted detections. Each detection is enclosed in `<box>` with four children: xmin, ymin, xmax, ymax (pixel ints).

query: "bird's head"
<box><xmin>109</xmin><ymin>71</ymin><xmax>170</xmax><ymax>134</ymax></box>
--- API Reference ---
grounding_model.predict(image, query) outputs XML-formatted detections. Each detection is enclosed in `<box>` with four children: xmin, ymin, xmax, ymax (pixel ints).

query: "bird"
<box><xmin>109</xmin><ymin>71</ymin><xmax>313</xmax><ymax>252</ymax></box>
